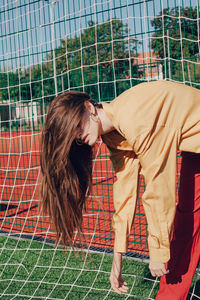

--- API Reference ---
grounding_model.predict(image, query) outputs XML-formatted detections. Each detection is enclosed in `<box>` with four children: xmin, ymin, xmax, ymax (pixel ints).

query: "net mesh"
<box><xmin>0</xmin><ymin>0</ymin><xmax>200</xmax><ymax>299</ymax></box>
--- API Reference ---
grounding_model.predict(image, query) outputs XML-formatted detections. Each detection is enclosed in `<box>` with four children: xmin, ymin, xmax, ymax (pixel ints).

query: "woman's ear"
<box><xmin>84</xmin><ymin>101</ymin><xmax>95</xmax><ymax>114</ymax></box>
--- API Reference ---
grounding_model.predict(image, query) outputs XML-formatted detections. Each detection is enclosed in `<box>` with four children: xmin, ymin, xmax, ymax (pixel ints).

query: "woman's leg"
<box><xmin>156</xmin><ymin>152</ymin><xmax>200</xmax><ymax>300</ymax></box>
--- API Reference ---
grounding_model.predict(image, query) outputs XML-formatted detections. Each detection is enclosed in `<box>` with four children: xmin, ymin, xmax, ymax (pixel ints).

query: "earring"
<box><xmin>75</xmin><ymin>138</ymin><xmax>84</xmax><ymax>146</ymax></box>
<box><xmin>89</xmin><ymin>112</ymin><xmax>99</xmax><ymax>122</ymax></box>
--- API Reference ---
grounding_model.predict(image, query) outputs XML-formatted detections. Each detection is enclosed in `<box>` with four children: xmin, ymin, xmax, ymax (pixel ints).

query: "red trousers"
<box><xmin>156</xmin><ymin>152</ymin><xmax>200</xmax><ymax>300</ymax></box>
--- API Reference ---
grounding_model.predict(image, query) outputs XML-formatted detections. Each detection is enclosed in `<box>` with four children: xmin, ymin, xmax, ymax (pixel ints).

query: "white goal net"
<box><xmin>0</xmin><ymin>0</ymin><xmax>200</xmax><ymax>299</ymax></box>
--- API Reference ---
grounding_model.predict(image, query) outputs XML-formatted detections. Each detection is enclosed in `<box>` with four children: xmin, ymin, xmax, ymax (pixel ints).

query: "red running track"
<box><xmin>0</xmin><ymin>131</ymin><xmax>181</xmax><ymax>256</ymax></box>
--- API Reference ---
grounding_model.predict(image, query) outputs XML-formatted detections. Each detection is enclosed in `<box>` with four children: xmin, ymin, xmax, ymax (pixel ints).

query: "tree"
<box><xmin>47</xmin><ymin>19</ymin><xmax>143</xmax><ymax>101</ymax></box>
<box><xmin>0</xmin><ymin>19</ymin><xmax>143</xmax><ymax>104</ymax></box>
<box><xmin>0</xmin><ymin>70</ymin><xmax>20</xmax><ymax>101</ymax></box>
<box><xmin>151</xmin><ymin>6</ymin><xmax>200</xmax><ymax>83</ymax></box>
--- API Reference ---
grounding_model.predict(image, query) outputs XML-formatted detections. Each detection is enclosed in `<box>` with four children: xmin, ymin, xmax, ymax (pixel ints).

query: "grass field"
<box><xmin>0</xmin><ymin>235</ymin><xmax>160</xmax><ymax>300</ymax></box>
<box><xmin>1</xmin><ymin>237</ymin><xmax>200</xmax><ymax>299</ymax></box>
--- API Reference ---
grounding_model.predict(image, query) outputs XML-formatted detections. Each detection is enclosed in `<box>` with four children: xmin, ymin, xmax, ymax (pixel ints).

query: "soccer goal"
<box><xmin>0</xmin><ymin>0</ymin><xmax>200</xmax><ymax>299</ymax></box>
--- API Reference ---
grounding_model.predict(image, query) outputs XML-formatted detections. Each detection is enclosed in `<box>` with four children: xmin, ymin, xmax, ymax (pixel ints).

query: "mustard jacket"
<box><xmin>101</xmin><ymin>80</ymin><xmax>200</xmax><ymax>263</ymax></box>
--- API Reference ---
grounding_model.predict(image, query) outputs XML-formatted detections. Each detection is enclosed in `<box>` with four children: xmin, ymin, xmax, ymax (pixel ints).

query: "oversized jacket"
<box><xmin>101</xmin><ymin>80</ymin><xmax>200</xmax><ymax>263</ymax></box>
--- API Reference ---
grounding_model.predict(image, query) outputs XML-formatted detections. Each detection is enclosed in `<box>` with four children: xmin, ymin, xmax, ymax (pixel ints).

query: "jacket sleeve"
<box><xmin>138</xmin><ymin>127</ymin><xmax>179</xmax><ymax>263</ymax></box>
<box><xmin>108</xmin><ymin>148</ymin><xmax>141</xmax><ymax>253</ymax></box>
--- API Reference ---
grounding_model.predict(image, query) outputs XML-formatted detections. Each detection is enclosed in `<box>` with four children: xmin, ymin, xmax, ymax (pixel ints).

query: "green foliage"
<box><xmin>0</xmin><ymin>19</ymin><xmax>142</xmax><ymax>103</ymax></box>
<box><xmin>151</xmin><ymin>6</ymin><xmax>200</xmax><ymax>83</ymax></box>
<box><xmin>49</xmin><ymin>19</ymin><xmax>142</xmax><ymax>101</ymax></box>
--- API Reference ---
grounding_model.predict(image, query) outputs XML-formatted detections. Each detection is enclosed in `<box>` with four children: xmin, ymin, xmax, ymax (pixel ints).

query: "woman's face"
<box><xmin>77</xmin><ymin>103</ymin><xmax>100</xmax><ymax>146</ymax></box>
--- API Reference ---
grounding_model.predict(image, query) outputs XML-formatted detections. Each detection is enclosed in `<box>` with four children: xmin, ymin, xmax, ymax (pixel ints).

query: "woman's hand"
<box><xmin>149</xmin><ymin>261</ymin><xmax>169</xmax><ymax>277</ymax></box>
<box><xmin>109</xmin><ymin>252</ymin><xmax>129</xmax><ymax>294</ymax></box>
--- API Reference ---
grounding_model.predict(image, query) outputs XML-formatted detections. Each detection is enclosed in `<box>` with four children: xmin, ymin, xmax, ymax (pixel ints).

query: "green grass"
<box><xmin>0</xmin><ymin>236</ymin><xmax>199</xmax><ymax>299</ymax></box>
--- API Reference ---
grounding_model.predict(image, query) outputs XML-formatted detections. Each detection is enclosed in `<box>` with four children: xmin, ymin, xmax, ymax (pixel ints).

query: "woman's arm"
<box><xmin>109</xmin><ymin>252</ymin><xmax>129</xmax><ymax>294</ymax></box>
<box><xmin>110</xmin><ymin>149</ymin><xmax>141</xmax><ymax>253</ymax></box>
<box><xmin>107</xmin><ymin>148</ymin><xmax>140</xmax><ymax>292</ymax></box>
<box><xmin>149</xmin><ymin>261</ymin><xmax>169</xmax><ymax>277</ymax></box>
<box><xmin>138</xmin><ymin>127</ymin><xmax>179</xmax><ymax>275</ymax></box>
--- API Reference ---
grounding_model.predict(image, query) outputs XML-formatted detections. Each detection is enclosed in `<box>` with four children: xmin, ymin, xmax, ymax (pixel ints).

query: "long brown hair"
<box><xmin>39</xmin><ymin>91</ymin><xmax>99</xmax><ymax>248</ymax></box>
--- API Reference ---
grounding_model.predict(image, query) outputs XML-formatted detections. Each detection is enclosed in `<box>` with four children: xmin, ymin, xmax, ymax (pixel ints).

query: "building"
<box><xmin>134</xmin><ymin>51</ymin><xmax>163</xmax><ymax>80</ymax></box>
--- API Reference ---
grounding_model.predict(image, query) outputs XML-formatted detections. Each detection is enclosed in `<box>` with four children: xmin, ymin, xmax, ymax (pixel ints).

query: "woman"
<box><xmin>40</xmin><ymin>80</ymin><xmax>200</xmax><ymax>296</ymax></box>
